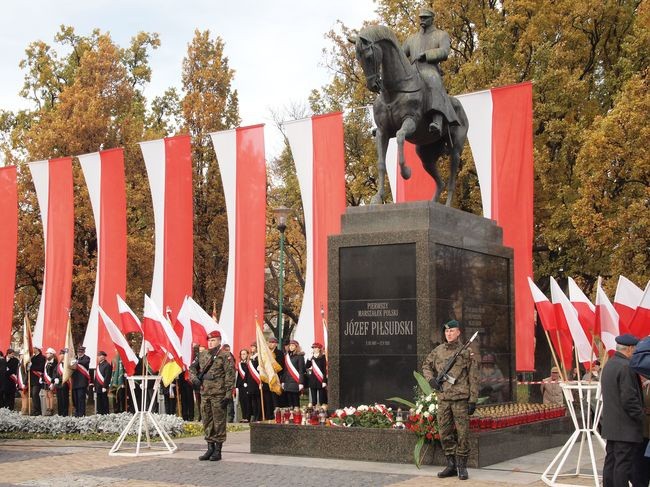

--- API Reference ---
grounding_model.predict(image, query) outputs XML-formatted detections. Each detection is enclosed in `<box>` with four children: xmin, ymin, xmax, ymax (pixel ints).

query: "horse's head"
<box><xmin>348</xmin><ymin>33</ymin><xmax>382</xmax><ymax>94</ymax></box>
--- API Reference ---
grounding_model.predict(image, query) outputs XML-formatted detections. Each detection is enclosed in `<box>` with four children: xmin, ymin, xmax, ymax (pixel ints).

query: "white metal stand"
<box><xmin>541</xmin><ymin>381</ymin><xmax>605</xmax><ymax>486</ymax></box>
<box><xmin>109</xmin><ymin>375</ymin><xmax>178</xmax><ymax>456</ymax></box>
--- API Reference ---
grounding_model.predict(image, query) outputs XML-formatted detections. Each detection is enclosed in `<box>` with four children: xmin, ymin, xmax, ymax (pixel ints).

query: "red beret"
<box><xmin>311</xmin><ymin>343</ymin><xmax>324</xmax><ymax>349</ymax></box>
<box><xmin>207</xmin><ymin>330</ymin><xmax>221</xmax><ymax>339</ymax></box>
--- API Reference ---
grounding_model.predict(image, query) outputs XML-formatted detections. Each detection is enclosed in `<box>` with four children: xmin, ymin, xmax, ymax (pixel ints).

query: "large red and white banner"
<box><xmin>385</xmin><ymin>82</ymin><xmax>534</xmax><ymax>371</ymax></box>
<box><xmin>79</xmin><ymin>149</ymin><xmax>127</xmax><ymax>368</ymax></box>
<box><xmin>284</xmin><ymin>113</ymin><xmax>346</xmax><ymax>350</ymax></box>
<box><xmin>140</xmin><ymin>136</ymin><xmax>193</xmax><ymax>322</ymax></box>
<box><xmin>210</xmin><ymin>125</ymin><xmax>266</xmax><ymax>353</ymax></box>
<box><xmin>0</xmin><ymin>166</ymin><xmax>17</xmax><ymax>351</ymax></box>
<box><xmin>28</xmin><ymin>158</ymin><xmax>74</xmax><ymax>351</ymax></box>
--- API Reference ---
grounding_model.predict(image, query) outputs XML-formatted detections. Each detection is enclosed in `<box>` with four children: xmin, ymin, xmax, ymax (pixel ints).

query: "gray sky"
<box><xmin>0</xmin><ymin>0</ymin><xmax>377</xmax><ymax>158</ymax></box>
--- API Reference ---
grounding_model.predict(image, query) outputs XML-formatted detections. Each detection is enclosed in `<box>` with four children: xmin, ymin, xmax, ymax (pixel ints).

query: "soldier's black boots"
<box><xmin>199</xmin><ymin>442</ymin><xmax>215</xmax><ymax>461</ymax></box>
<box><xmin>457</xmin><ymin>456</ymin><xmax>469</xmax><ymax>480</ymax></box>
<box><xmin>209</xmin><ymin>442</ymin><xmax>223</xmax><ymax>461</ymax></box>
<box><xmin>437</xmin><ymin>455</ymin><xmax>457</xmax><ymax>478</ymax></box>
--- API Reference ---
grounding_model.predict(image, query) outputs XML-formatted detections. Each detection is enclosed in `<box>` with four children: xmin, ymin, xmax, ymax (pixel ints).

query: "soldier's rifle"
<box><xmin>433</xmin><ymin>331</ymin><xmax>479</xmax><ymax>390</ymax></box>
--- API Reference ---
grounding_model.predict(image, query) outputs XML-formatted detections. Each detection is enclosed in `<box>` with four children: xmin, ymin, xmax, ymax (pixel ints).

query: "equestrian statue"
<box><xmin>349</xmin><ymin>8</ymin><xmax>469</xmax><ymax>205</ymax></box>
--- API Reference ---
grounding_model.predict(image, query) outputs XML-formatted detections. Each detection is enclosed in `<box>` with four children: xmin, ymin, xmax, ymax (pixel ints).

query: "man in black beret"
<box><xmin>601</xmin><ymin>333</ymin><xmax>643</xmax><ymax>486</ymax></box>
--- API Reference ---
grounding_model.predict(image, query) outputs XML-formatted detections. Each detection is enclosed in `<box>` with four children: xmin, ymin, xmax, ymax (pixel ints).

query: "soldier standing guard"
<box><xmin>422</xmin><ymin>320</ymin><xmax>478</xmax><ymax>481</ymax></box>
<box><xmin>190</xmin><ymin>330</ymin><xmax>235</xmax><ymax>461</ymax></box>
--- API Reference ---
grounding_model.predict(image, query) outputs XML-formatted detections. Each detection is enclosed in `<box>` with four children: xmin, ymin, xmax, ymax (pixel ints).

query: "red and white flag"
<box><xmin>550</xmin><ymin>277</ymin><xmax>594</xmax><ymax>364</ymax></box>
<box><xmin>117</xmin><ymin>295</ymin><xmax>142</xmax><ymax>335</ymax></box>
<box><xmin>567</xmin><ymin>277</ymin><xmax>596</xmax><ymax>338</ymax></box>
<box><xmin>140</xmin><ymin>135</ymin><xmax>193</xmax><ymax>322</ymax></box>
<box><xmin>595</xmin><ymin>283</ymin><xmax>619</xmax><ymax>352</ymax></box>
<box><xmin>385</xmin><ymin>83</ymin><xmax>534</xmax><ymax>371</ymax></box>
<box><xmin>28</xmin><ymin>158</ymin><xmax>74</xmax><ymax>350</ymax></box>
<box><xmin>0</xmin><ymin>166</ymin><xmax>17</xmax><ymax>352</ymax></box>
<box><xmin>98</xmin><ymin>306</ymin><xmax>138</xmax><ymax>376</ymax></box>
<box><xmin>142</xmin><ymin>294</ymin><xmax>182</xmax><ymax>364</ymax></box>
<box><xmin>629</xmin><ymin>282</ymin><xmax>650</xmax><ymax>338</ymax></box>
<box><xmin>284</xmin><ymin>113</ymin><xmax>346</xmax><ymax>348</ymax></box>
<box><xmin>210</xmin><ymin>125</ymin><xmax>266</xmax><ymax>353</ymax></box>
<box><xmin>614</xmin><ymin>275</ymin><xmax>643</xmax><ymax>334</ymax></box>
<box><xmin>177</xmin><ymin>296</ymin><xmax>229</xmax><ymax>369</ymax></box>
<box><xmin>79</xmin><ymin>149</ymin><xmax>127</xmax><ymax>368</ymax></box>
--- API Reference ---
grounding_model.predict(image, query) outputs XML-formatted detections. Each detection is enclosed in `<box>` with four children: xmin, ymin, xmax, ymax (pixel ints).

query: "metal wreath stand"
<box><xmin>109</xmin><ymin>374</ymin><xmax>178</xmax><ymax>456</ymax></box>
<box><xmin>541</xmin><ymin>381</ymin><xmax>605</xmax><ymax>486</ymax></box>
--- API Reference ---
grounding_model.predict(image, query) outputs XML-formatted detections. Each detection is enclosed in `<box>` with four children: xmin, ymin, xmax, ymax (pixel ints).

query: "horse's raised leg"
<box><xmin>416</xmin><ymin>143</ymin><xmax>445</xmax><ymax>202</ymax></box>
<box><xmin>371</xmin><ymin>129</ymin><xmax>390</xmax><ymax>205</ymax></box>
<box><xmin>396</xmin><ymin>117</ymin><xmax>416</xmax><ymax>180</ymax></box>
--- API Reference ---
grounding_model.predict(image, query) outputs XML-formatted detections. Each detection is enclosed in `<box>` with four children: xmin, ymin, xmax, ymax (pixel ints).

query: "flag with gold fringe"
<box><xmin>62</xmin><ymin>314</ymin><xmax>75</xmax><ymax>383</ymax></box>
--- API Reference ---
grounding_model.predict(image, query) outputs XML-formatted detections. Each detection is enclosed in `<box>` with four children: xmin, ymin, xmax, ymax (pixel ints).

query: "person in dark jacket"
<box><xmin>246</xmin><ymin>342</ymin><xmax>261</xmax><ymax>421</ymax></box>
<box><xmin>305</xmin><ymin>342</ymin><xmax>327</xmax><ymax>405</ymax></box>
<box><xmin>29</xmin><ymin>347</ymin><xmax>45</xmax><ymax>415</ymax></box>
<box><xmin>43</xmin><ymin>348</ymin><xmax>57</xmax><ymax>415</ymax></box>
<box><xmin>262</xmin><ymin>337</ymin><xmax>284</xmax><ymax>420</ymax></box>
<box><xmin>0</xmin><ymin>351</ymin><xmax>6</xmax><ymax>408</ymax></box>
<box><xmin>94</xmin><ymin>351</ymin><xmax>112</xmax><ymax>415</ymax></box>
<box><xmin>601</xmin><ymin>333</ymin><xmax>644</xmax><ymax>487</ymax></box>
<box><xmin>70</xmin><ymin>346</ymin><xmax>91</xmax><ymax>417</ymax></box>
<box><xmin>235</xmin><ymin>348</ymin><xmax>251</xmax><ymax>422</ymax></box>
<box><xmin>53</xmin><ymin>349</ymin><xmax>70</xmax><ymax>416</ymax></box>
<box><xmin>282</xmin><ymin>340</ymin><xmax>305</xmax><ymax>408</ymax></box>
<box><xmin>630</xmin><ymin>335</ymin><xmax>650</xmax><ymax>486</ymax></box>
<box><xmin>4</xmin><ymin>349</ymin><xmax>19</xmax><ymax>410</ymax></box>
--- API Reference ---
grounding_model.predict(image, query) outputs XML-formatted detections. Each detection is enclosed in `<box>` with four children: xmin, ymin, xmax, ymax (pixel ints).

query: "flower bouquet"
<box><xmin>330</xmin><ymin>403</ymin><xmax>394</xmax><ymax>428</ymax></box>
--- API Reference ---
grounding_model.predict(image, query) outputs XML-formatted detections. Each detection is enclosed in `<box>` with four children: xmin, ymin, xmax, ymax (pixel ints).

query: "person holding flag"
<box><xmin>189</xmin><ymin>330</ymin><xmax>235</xmax><ymax>462</ymax></box>
<box><xmin>43</xmin><ymin>348</ymin><xmax>57</xmax><ymax>415</ymax></box>
<box><xmin>53</xmin><ymin>349</ymin><xmax>70</xmax><ymax>416</ymax></box>
<box><xmin>110</xmin><ymin>354</ymin><xmax>126</xmax><ymax>413</ymax></box>
<box><xmin>94</xmin><ymin>351</ymin><xmax>112</xmax><ymax>415</ymax></box>
<box><xmin>262</xmin><ymin>337</ymin><xmax>284</xmax><ymax>420</ymax></box>
<box><xmin>305</xmin><ymin>342</ymin><xmax>327</xmax><ymax>405</ymax></box>
<box><xmin>70</xmin><ymin>346</ymin><xmax>91</xmax><ymax>417</ymax></box>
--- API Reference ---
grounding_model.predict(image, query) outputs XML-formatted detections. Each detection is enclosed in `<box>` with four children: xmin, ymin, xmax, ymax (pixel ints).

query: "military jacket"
<box><xmin>189</xmin><ymin>346</ymin><xmax>235</xmax><ymax>398</ymax></box>
<box><xmin>422</xmin><ymin>340</ymin><xmax>478</xmax><ymax>402</ymax></box>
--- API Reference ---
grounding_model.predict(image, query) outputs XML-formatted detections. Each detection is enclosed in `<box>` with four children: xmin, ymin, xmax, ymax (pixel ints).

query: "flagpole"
<box><xmin>544</xmin><ymin>330</ymin><xmax>562</xmax><ymax>380</ymax></box>
<box><xmin>259</xmin><ymin>383</ymin><xmax>266</xmax><ymax>421</ymax></box>
<box><xmin>555</xmin><ymin>330</ymin><xmax>569</xmax><ymax>382</ymax></box>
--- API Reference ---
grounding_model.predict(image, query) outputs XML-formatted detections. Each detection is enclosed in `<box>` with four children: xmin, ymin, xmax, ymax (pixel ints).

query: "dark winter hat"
<box><xmin>615</xmin><ymin>334</ymin><xmax>639</xmax><ymax>346</ymax></box>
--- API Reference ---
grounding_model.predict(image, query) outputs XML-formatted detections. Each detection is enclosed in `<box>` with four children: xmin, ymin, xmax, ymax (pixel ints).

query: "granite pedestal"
<box><xmin>327</xmin><ymin>201</ymin><xmax>515</xmax><ymax>409</ymax></box>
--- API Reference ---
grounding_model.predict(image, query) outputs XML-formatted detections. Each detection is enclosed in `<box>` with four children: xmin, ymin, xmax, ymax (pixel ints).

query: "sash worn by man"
<box><xmin>422</xmin><ymin>319</ymin><xmax>478</xmax><ymax>481</ymax></box>
<box><xmin>190</xmin><ymin>330</ymin><xmax>235</xmax><ymax>461</ymax></box>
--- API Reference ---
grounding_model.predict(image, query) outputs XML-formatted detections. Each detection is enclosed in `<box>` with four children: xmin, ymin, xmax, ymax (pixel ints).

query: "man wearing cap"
<box><xmin>262</xmin><ymin>337</ymin><xmax>284</xmax><ymax>421</ymax></box>
<box><xmin>422</xmin><ymin>319</ymin><xmax>478</xmax><ymax>481</ymax></box>
<box><xmin>601</xmin><ymin>333</ymin><xmax>644</xmax><ymax>486</ymax></box>
<box><xmin>541</xmin><ymin>366</ymin><xmax>564</xmax><ymax>405</ymax></box>
<box><xmin>305</xmin><ymin>343</ymin><xmax>328</xmax><ymax>405</ymax></box>
<box><xmin>4</xmin><ymin>349</ymin><xmax>19</xmax><ymax>410</ymax></box>
<box><xmin>53</xmin><ymin>349</ymin><xmax>70</xmax><ymax>416</ymax></box>
<box><xmin>479</xmin><ymin>353</ymin><xmax>505</xmax><ymax>403</ymax></box>
<box><xmin>70</xmin><ymin>346</ymin><xmax>91</xmax><ymax>417</ymax></box>
<box><xmin>189</xmin><ymin>330</ymin><xmax>235</xmax><ymax>461</ymax></box>
<box><xmin>43</xmin><ymin>348</ymin><xmax>57</xmax><ymax>415</ymax></box>
<box><xmin>94</xmin><ymin>351</ymin><xmax>112</xmax><ymax>415</ymax></box>
<box><xmin>402</xmin><ymin>8</ymin><xmax>459</xmax><ymax>136</ymax></box>
<box><xmin>29</xmin><ymin>346</ymin><xmax>45</xmax><ymax>415</ymax></box>
<box><xmin>282</xmin><ymin>339</ymin><xmax>305</xmax><ymax>408</ymax></box>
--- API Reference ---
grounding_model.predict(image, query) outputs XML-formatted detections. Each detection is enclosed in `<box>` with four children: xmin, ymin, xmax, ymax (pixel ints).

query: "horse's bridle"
<box><xmin>363</xmin><ymin>39</ymin><xmax>420</xmax><ymax>94</ymax></box>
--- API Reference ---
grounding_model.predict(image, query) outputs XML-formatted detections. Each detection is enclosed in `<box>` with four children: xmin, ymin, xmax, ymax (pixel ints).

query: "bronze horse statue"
<box><xmin>349</xmin><ymin>25</ymin><xmax>468</xmax><ymax>205</ymax></box>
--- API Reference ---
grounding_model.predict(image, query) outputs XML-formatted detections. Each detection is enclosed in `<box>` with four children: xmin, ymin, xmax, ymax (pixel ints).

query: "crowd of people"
<box><xmin>0</xmin><ymin>335</ymin><xmax>329</xmax><ymax>423</ymax></box>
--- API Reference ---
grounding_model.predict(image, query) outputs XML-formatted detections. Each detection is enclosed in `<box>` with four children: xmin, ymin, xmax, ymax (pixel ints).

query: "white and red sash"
<box><xmin>247</xmin><ymin>361</ymin><xmax>261</xmax><ymax>385</ymax></box>
<box><xmin>95</xmin><ymin>365</ymin><xmax>106</xmax><ymax>387</ymax></box>
<box><xmin>43</xmin><ymin>364</ymin><xmax>53</xmax><ymax>386</ymax></box>
<box><xmin>57</xmin><ymin>363</ymin><xmax>67</xmax><ymax>384</ymax></box>
<box><xmin>77</xmin><ymin>363</ymin><xmax>91</xmax><ymax>381</ymax></box>
<box><xmin>33</xmin><ymin>370</ymin><xmax>43</xmax><ymax>380</ymax></box>
<box><xmin>284</xmin><ymin>354</ymin><xmax>301</xmax><ymax>384</ymax></box>
<box><xmin>311</xmin><ymin>359</ymin><xmax>325</xmax><ymax>384</ymax></box>
<box><xmin>237</xmin><ymin>362</ymin><xmax>246</xmax><ymax>380</ymax></box>
<box><xmin>9</xmin><ymin>373</ymin><xmax>18</xmax><ymax>385</ymax></box>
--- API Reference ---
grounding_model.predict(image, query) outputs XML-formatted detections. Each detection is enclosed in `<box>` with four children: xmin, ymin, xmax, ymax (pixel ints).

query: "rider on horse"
<box><xmin>402</xmin><ymin>8</ymin><xmax>460</xmax><ymax>136</ymax></box>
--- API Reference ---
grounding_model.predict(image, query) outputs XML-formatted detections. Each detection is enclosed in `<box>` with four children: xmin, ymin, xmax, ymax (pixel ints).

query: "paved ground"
<box><xmin>0</xmin><ymin>430</ymin><xmax>605</xmax><ymax>486</ymax></box>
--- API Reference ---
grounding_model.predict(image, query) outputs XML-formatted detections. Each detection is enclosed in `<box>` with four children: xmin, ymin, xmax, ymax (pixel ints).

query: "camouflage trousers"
<box><xmin>437</xmin><ymin>399</ymin><xmax>470</xmax><ymax>458</ymax></box>
<box><xmin>202</xmin><ymin>395</ymin><xmax>227</xmax><ymax>443</ymax></box>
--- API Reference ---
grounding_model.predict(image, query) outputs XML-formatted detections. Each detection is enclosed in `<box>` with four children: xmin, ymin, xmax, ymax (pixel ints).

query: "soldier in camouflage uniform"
<box><xmin>422</xmin><ymin>320</ymin><xmax>478</xmax><ymax>481</ymax></box>
<box><xmin>190</xmin><ymin>330</ymin><xmax>235</xmax><ymax>461</ymax></box>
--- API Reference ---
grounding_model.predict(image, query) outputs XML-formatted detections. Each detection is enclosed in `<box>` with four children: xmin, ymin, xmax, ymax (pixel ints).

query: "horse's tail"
<box><xmin>447</xmin><ymin>97</ymin><xmax>469</xmax><ymax>152</ymax></box>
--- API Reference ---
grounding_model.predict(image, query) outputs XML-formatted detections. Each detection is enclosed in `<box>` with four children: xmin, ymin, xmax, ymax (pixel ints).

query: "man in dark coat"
<box><xmin>4</xmin><ymin>349</ymin><xmax>19</xmax><ymax>410</ymax></box>
<box><xmin>94</xmin><ymin>351</ymin><xmax>112</xmax><ymax>415</ymax></box>
<box><xmin>0</xmin><ymin>351</ymin><xmax>7</xmax><ymax>408</ymax></box>
<box><xmin>601</xmin><ymin>333</ymin><xmax>644</xmax><ymax>487</ymax></box>
<box><xmin>630</xmin><ymin>335</ymin><xmax>650</xmax><ymax>486</ymax></box>
<box><xmin>53</xmin><ymin>349</ymin><xmax>70</xmax><ymax>416</ymax></box>
<box><xmin>29</xmin><ymin>347</ymin><xmax>45</xmax><ymax>415</ymax></box>
<box><xmin>70</xmin><ymin>346</ymin><xmax>91</xmax><ymax>417</ymax></box>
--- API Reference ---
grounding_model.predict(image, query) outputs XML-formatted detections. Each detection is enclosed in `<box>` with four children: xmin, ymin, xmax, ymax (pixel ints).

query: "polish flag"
<box><xmin>142</xmin><ymin>295</ymin><xmax>182</xmax><ymax>365</ymax></box>
<box><xmin>0</xmin><ymin>166</ymin><xmax>17</xmax><ymax>352</ymax></box>
<box><xmin>629</xmin><ymin>282</ymin><xmax>650</xmax><ymax>338</ymax></box>
<box><xmin>613</xmin><ymin>275</ymin><xmax>643</xmax><ymax>334</ymax></box>
<box><xmin>117</xmin><ymin>295</ymin><xmax>142</xmax><ymax>334</ymax></box>
<box><xmin>567</xmin><ymin>277</ymin><xmax>596</xmax><ymax>338</ymax></box>
<box><xmin>210</xmin><ymin>125</ymin><xmax>266</xmax><ymax>353</ymax></box>
<box><xmin>595</xmin><ymin>283</ymin><xmax>619</xmax><ymax>352</ymax></box>
<box><xmin>79</xmin><ymin>149</ymin><xmax>127</xmax><ymax>368</ymax></box>
<box><xmin>385</xmin><ymin>82</ymin><xmax>534</xmax><ymax>371</ymax></box>
<box><xmin>28</xmin><ymin>158</ymin><xmax>74</xmax><ymax>350</ymax></box>
<box><xmin>98</xmin><ymin>306</ymin><xmax>138</xmax><ymax>376</ymax></box>
<box><xmin>528</xmin><ymin>277</ymin><xmax>572</xmax><ymax>370</ymax></box>
<box><xmin>550</xmin><ymin>277</ymin><xmax>594</xmax><ymax>364</ymax></box>
<box><xmin>177</xmin><ymin>296</ymin><xmax>229</xmax><ymax>369</ymax></box>
<box><xmin>140</xmin><ymin>135</ymin><xmax>193</xmax><ymax>322</ymax></box>
<box><xmin>284</xmin><ymin>113</ymin><xmax>346</xmax><ymax>349</ymax></box>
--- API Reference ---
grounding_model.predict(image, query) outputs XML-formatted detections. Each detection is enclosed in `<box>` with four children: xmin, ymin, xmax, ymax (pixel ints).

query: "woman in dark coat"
<box><xmin>281</xmin><ymin>340</ymin><xmax>305</xmax><ymax>408</ymax></box>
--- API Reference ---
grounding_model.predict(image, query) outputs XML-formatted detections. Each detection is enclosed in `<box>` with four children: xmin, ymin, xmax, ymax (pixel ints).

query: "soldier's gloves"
<box><xmin>220</xmin><ymin>398</ymin><xmax>230</xmax><ymax>410</ymax></box>
<box><xmin>428</xmin><ymin>378</ymin><xmax>441</xmax><ymax>391</ymax></box>
<box><xmin>468</xmin><ymin>402</ymin><xmax>476</xmax><ymax>416</ymax></box>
